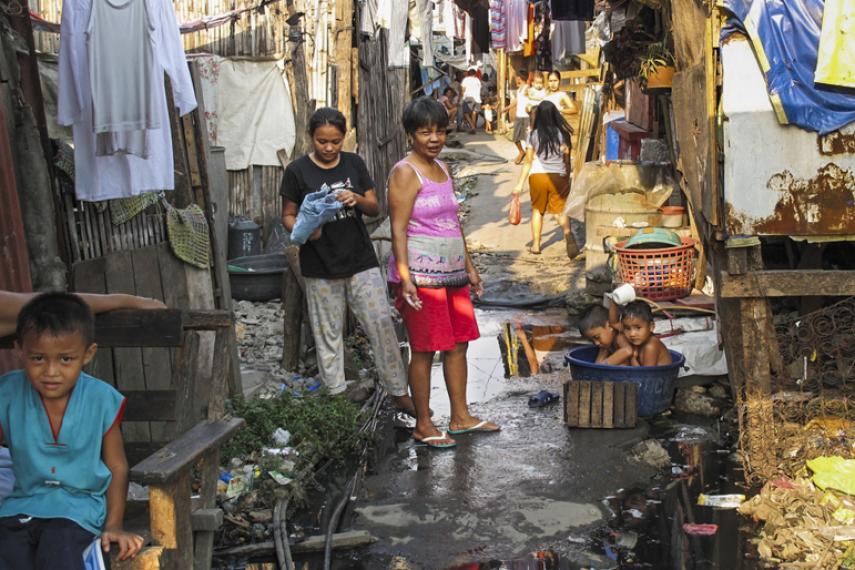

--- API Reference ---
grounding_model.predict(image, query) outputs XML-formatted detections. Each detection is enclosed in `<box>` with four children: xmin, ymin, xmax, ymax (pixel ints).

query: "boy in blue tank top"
<box><xmin>0</xmin><ymin>293</ymin><xmax>143</xmax><ymax>568</ymax></box>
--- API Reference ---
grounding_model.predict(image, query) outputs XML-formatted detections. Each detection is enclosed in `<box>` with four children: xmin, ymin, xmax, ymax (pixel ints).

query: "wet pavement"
<box><xmin>352</xmin><ymin>308</ymin><xmax>658</xmax><ymax>568</ymax></box>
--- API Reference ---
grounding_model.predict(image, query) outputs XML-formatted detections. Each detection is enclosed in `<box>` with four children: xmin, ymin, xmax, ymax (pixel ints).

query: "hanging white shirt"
<box><xmin>58</xmin><ymin>0</ymin><xmax>197</xmax><ymax>202</ymax></box>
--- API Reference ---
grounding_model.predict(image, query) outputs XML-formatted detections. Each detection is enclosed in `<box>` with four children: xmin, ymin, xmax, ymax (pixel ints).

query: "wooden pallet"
<box><xmin>564</xmin><ymin>380</ymin><xmax>638</xmax><ymax>428</ymax></box>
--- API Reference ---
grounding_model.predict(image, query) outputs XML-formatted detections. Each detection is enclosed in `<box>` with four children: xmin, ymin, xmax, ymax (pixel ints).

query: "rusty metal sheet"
<box><xmin>722</xmin><ymin>37</ymin><xmax>855</xmax><ymax>236</ymax></box>
<box><xmin>0</xmin><ymin>105</ymin><xmax>33</xmax><ymax>373</ymax></box>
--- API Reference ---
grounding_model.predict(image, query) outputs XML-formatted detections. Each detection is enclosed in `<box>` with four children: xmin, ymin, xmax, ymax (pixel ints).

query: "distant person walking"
<box><xmin>387</xmin><ymin>97</ymin><xmax>500</xmax><ymax>448</ymax></box>
<box><xmin>280</xmin><ymin>107</ymin><xmax>417</xmax><ymax>415</ymax></box>
<box><xmin>460</xmin><ymin>67</ymin><xmax>482</xmax><ymax>133</ymax></box>
<box><xmin>512</xmin><ymin>100</ymin><xmax>579</xmax><ymax>258</ymax></box>
<box><xmin>509</xmin><ymin>70</ymin><xmax>531</xmax><ymax>164</ymax></box>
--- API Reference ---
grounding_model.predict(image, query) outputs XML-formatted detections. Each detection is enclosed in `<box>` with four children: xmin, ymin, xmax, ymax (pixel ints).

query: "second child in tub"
<box><xmin>608</xmin><ymin>300</ymin><xmax>672</xmax><ymax>366</ymax></box>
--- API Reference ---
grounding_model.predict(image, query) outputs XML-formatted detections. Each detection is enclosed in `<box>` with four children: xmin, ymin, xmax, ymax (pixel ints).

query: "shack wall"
<box><xmin>721</xmin><ymin>38</ymin><xmax>855</xmax><ymax>237</ymax></box>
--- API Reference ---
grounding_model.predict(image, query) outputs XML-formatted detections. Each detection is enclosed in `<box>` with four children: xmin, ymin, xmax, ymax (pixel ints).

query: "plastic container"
<box><xmin>228</xmin><ymin>218</ymin><xmax>262</xmax><ymax>260</ymax></box>
<box><xmin>660</xmin><ymin>206</ymin><xmax>686</xmax><ymax>228</ymax></box>
<box><xmin>228</xmin><ymin>253</ymin><xmax>288</xmax><ymax>301</ymax></box>
<box><xmin>615</xmin><ymin>236</ymin><xmax>696</xmax><ymax>301</ymax></box>
<box><xmin>564</xmin><ymin>346</ymin><xmax>685</xmax><ymax>417</ymax></box>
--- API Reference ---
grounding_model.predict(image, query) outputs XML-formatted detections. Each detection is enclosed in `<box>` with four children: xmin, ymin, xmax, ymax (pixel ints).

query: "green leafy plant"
<box><xmin>222</xmin><ymin>392</ymin><xmax>370</xmax><ymax>467</ymax></box>
<box><xmin>638</xmin><ymin>42</ymin><xmax>675</xmax><ymax>84</ymax></box>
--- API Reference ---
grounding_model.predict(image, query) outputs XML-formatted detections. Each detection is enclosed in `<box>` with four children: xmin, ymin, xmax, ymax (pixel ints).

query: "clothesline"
<box><xmin>29</xmin><ymin>0</ymin><xmax>281</xmax><ymax>35</ymax></box>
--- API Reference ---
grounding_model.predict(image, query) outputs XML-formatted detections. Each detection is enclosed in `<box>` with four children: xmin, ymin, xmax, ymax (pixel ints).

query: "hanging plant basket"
<box><xmin>645</xmin><ymin>65</ymin><xmax>675</xmax><ymax>90</ymax></box>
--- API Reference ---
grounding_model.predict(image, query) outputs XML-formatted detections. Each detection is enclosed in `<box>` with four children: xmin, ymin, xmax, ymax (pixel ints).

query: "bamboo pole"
<box><xmin>497</xmin><ymin>48</ymin><xmax>507</xmax><ymax>133</ymax></box>
<box><xmin>335</xmin><ymin>0</ymin><xmax>353</xmax><ymax>125</ymax></box>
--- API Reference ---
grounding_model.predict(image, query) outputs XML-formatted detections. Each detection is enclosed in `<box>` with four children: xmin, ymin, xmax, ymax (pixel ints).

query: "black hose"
<box><xmin>323</xmin><ymin>471</ymin><xmax>358</xmax><ymax>570</ymax></box>
<box><xmin>322</xmin><ymin>386</ymin><xmax>383</xmax><ymax>569</ymax></box>
<box><xmin>273</xmin><ymin>497</ymin><xmax>294</xmax><ymax>570</ymax></box>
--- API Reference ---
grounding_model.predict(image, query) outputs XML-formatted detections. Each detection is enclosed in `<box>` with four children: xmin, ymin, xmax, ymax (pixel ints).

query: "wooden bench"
<box><xmin>1</xmin><ymin>309</ymin><xmax>244</xmax><ymax>570</ymax></box>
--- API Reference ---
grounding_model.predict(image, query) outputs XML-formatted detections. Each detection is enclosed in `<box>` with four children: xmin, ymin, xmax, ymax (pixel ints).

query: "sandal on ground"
<box><xmin>528</xmin><ymin>246</ymin><xmax>542</xmax><ymax>255</ymax></box>
<box><xmin>413</xmin><ymin>431</ymin><xmax>457</xmax><ymax>448</ymax></box>
<box><xmin>565</xmin><ymin>233</ymin><xmax>580</xmax><ymax>259</ymax></box>
<box><xmin>448</xmin><ymin>420</ymin><xmax>501</xmax><ymax>435</ymax></box>
<box><xmin>514</xmin><ymin>155</ymin><xmax>525</xmax><ymax>165</ymax></box>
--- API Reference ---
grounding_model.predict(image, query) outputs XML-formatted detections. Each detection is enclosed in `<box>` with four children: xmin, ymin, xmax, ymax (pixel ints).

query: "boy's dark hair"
<box><xmin>308</xmin><ymin>107</ymin><xmax>347</xmax><ymax>136</ymax></box>
<box><xmin>402</xmin><ymin>97</ymin><xmax>449</xmax><ymax>135</ymax></box>
<box><xmin>578</xmin><ymin>304</ymin><xmax>609</xmax><ymax>335</ymax></box>
<box><xmin>16</xmin><ymin>292</ymin><xmax>95</xmax><ymax>346</ymax></box>
<box><xmin>517</xmin><ymin>69</ymin><xmax>528</xmax><ymax>79</ymax></box>
<box><xmin>621</xmin><ymin>300</ymin><xmax>654</xmax><ymax>323</ymax></box>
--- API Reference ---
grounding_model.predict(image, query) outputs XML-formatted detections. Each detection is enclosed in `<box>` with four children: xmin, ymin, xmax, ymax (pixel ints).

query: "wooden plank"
<box><xmin>124</xmin><ymin>390</ymin><xmax>178</xmax><ymax>422</ymax></box>
<box><xmin>614</xmin><ymin>382</ymin><xmax>625</xmax><ymax>427</ymax></box>
<box><xmin>182</xmin><ymin>310</ymin><xmax>234</xmax><ymax>329</ymax></box>
<box><xmin>602</xmin><ymin>382</ymin><xmax>614</xmax><ymax>428</ymax></box>
<box><xmin>172</xmin><ymin>332</ymin><xmax>200</xmax><ymax>434</ymax></box>
<box><xmin>93</xmin><ymin>310</ymin><xmax>184</xmax><ymax>348</ymax></box>
<box><xmin>191</xmin><ymin>508</ymin><xmax>224</xmax><ymax>532</ymax></box>
<box><xmin>719</xmin><ymin>270</ymin><xmax>855</xmax><ymax>298</ymax></box>
<box><xmin>72</xmin><ymin>258</ymin><xmax>115</xmax><ymax>382</ymax></box>
<box><xmin>625</xmin><ymin>384</ymin><xmax>638</xmax><ymax>428</ymax></box>
<box><xmin>130</xmin><ymin>418</ymin><xmax>245</xmax><ymax>484</ymax></box>
<box><xmin>590</xmin><ymin>382</ymin><xmax>603</xmax><ymax>428</ymax></box>
<box><xmin>105</xmin><ymin>253</ymin><xmax>146</xmax><ymax>393</ymax></box>
<box><xmin>566</xmin><ymin>381</ymin><xmax>580</xmax><ymax>426</ymax></box>
<box><xmin>215</xmin><ymin>531</ymin><xmax>376</xmax><ymax>557</ymax></box>
<box><xmin>132</xmin><ymin>247</ymin><xmax>174</xmax><ymax>391</ymax></box>
<box><xmin>194</xmin><ymin>448</ymin><xmax>221</xmax><ymax>570</ymax></box>
<box><xmin>112</xmin><ymin>546</ymin><xmax>163</xmax><ymax>570</ymax></box>
<box><xmin>149</xmin><ymin>471</ymin><xmax>194</xmax><ymax>570</ymax></box>
<box><xmin>578</xmin><ymin>382</ymin><xmax>592</xmax><ymax>428</ymax></box>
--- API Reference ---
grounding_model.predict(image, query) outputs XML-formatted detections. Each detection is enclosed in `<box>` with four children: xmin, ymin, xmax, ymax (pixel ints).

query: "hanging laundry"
<box><xmin>195</xmin><ymin>56</ymin><xmax>296</xmax><ymax>171</ymax></box>
<box><xmin>88</xmin><ymin>0</ymin><xmax>160</xmax><ymax>158</ymax></box>
<box><xmin>552</xmin><ymin>20</ymin><xmax>587</xmax><ymax>65</ymax></box>
<box><xmin>453</xmin><ymin>3</ymin><xmax>467</xmax><ymax>40</ymax></box>
<box><xmin>551</xmin><ymin>0</ymin><xmax>594</xmax><ymax>21</ymax></box>
<box><xmin>535</xmin><ymin>3</ymin><xmax>553</xmax><ymax>71</ymax></box>
<box><xmin>506</xmin><ymin>0</ymin><xmax>528</xmax><ymax>53</ymax></box>
<box><xmin>413</xmin><ymin>0</ymin><xmax>435</xmax><ymax>66</ymax></box>
<box><xmin>58</xmin><ymin>0</ymin><xmax>197</xmax><ymax>202</ymax></box>
<box><xmin>489</xmin><ymin>0</ymin><xmax>506</xmax><ymax>50</ymax></box>
<box><xmin>360</xmin><ymin>0</ymin><xmax>379</xmax><ymax>37</ymax></box>
<box><xmin>523</xmin><ymin>1</ymin><xmax>535</xmax><ymax>57</ymax></box>
<box><xmin>386</xmin><ymin>0</ymin><xmax>410</xmax><ymax>68</ymax></box>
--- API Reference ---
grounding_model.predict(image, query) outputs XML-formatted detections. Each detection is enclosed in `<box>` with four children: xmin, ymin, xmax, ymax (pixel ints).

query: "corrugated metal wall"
<box><xmin>0</xmin><ymin>106</ymin><xmax>34</xmax><ymax>373</ymax></box>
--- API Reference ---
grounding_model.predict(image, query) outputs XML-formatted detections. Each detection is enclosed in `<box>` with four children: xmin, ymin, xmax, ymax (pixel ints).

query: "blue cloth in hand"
<box><xmin>291</xmin><ymin>184</ymin><xmax>344</xmax><ymax>245</ymax></box>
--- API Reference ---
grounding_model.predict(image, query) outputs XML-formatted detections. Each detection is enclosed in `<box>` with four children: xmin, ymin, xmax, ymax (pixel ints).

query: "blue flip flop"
<box><xmin>447</xmin><ymin>420</ymin><xmax>501</xmax><ymax>436</ymax></box>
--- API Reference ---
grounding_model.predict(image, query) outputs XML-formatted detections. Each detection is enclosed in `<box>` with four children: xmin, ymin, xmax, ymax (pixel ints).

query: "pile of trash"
<box><xmin>740</xmin><ymin>467</ymin><xmax>855</xmax><ymax>568</ymax></box>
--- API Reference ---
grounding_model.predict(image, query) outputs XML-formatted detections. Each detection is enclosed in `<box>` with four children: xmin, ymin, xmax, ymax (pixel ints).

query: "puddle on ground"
<box><xmin>428</xmin><ymin>308</ymin><xmax>587</xmax><ymax>419</ymax></box>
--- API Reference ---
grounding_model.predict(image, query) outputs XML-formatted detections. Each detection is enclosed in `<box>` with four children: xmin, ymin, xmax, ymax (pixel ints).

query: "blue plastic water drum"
<box><xmin>564</xmin><ymin>346</ymin><xmax>685</xmax><ymax>417</ymax></box>
<box><xmin>605</xmin><ymin>123</ymin><xmax>621</xmax><ymax>160</ymax></box>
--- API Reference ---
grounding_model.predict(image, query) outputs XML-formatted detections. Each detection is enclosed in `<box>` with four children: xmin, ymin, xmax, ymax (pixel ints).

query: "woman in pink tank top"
<box><xmin>387</xmin><ymin>98</ymin><xmax>500</xmax><ymax>449</ymax></box>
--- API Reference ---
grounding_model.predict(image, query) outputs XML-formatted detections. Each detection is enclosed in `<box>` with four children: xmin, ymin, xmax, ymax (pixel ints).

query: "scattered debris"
<box><xmin>740</xmin><ymin>477</ymin><xmax>855</xmax><ymax>568</ymax></box>
<box><xmin>632</xmin><ymin>439</ymin><xmax>671</xmax><ymax>469</ymax></box>
<box><xmin>674</xmin><ymin>387</ymin><xmax>721</xmax><ymax>416</ymax></box>
<box><xmin>697</xmin><ymin>493</ymin><xmax>745</xmax><ymax>508</ymax></box>
<box><xmin>682</xmin><ymin>523</ymin><xmax>718</xmax><ymax>536</ymax></box>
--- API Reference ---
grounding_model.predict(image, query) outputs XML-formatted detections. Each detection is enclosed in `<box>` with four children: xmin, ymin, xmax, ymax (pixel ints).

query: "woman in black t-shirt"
<box><xmin>281</xmin><ymin>108</ymin><xmax>414</xmax><ymax>413</ymax></box>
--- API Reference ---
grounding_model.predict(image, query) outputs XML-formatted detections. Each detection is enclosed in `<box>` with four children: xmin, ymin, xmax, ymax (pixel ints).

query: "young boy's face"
<box><xmin>18</xmin><ymin>331</ymin><xmax>97</xmax><ymax>402</ymax></box>
<box><xmin>622</xmin><ymin>316</ymin><xmax>654</xmax><ymax>347</ymax></box>
<box><xmin>583</xmin><ymin>324</ymin><xmax>616</xmax><ymax>350</ymax></box>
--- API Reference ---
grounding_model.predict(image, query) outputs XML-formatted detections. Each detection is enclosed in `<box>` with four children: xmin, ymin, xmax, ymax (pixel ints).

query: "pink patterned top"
<box><xmin>387</xmin><ymin>159</ymin><xmax>467</xmax><ymax>286</ymax></box>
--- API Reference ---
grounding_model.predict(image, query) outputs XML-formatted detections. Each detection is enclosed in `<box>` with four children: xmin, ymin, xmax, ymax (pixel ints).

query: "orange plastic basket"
<box><xmin>614</xmin><ymin>237</ymin><xmax>696</xmax><ymax>301</ymax></box>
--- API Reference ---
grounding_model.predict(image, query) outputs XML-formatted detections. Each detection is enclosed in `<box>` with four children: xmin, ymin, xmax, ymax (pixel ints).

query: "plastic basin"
<box><xmin>227</xmin><ymin>253</ymin><xmax>289</xmax><ymax>302</ymax></box>
<box><xmin>564</xmin><ymin>345</ymin><xmax>685</xmax><ymax>417</ymax></box>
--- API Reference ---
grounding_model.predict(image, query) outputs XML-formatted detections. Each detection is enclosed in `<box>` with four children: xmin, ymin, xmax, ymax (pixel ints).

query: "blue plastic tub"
<box><xmin>564</xmin><ymin>346</ymin><xmax>685</xmax><ymax>417</ymax></box>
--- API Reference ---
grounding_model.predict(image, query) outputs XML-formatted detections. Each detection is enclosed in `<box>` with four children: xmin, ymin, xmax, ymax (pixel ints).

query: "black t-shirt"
<box><xmin>280</xmin><ymin>152</ymin><xmax>379</xmax><ymax>279</ymax></box>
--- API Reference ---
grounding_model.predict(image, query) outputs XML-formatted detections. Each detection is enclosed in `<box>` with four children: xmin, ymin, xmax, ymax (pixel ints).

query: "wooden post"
<box><xmin>335</xmin><ymin>0</ymin><xmax>354</xmax><ymax>127</ymax></box>
<box><xmin>285</xmin><ymin>1</ymin><xmax>315</xmax><ymax>156</ymax></box>
<box><xmin>497</xmin><ymin>48</ymin><xmax>507</xmax><ymax>133</ymax></box>
<box><xmin>149</xmin><ymin>472</ymin><xmax>194</xmax><ymax>570</ymax></box>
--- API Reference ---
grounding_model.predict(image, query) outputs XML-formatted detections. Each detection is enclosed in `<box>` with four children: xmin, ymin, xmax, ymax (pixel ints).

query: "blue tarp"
<box><xmin>721</xmin><ymin>0</ymin><xmax>855</xmax><ymax>134</ymax></box>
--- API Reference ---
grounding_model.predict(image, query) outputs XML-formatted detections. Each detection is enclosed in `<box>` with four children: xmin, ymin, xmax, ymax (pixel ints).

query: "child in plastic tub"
<box><xmin>578</xmin><ymin>305</ymin><xmax>634</xmax><ymax>365</ymax></box>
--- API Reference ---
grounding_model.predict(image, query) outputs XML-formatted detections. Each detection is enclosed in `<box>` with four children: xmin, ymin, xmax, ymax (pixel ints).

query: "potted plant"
<box><xmin>638</xmin><ymin>43</ymin><xmax>675</xmax><ymax>90</ymax></box>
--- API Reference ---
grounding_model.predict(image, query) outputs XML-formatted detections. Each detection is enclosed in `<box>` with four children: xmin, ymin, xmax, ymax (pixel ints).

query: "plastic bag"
<box><xmin>808</xmin><ymin>456</ymin><xmax>855</xmax><ymax>496</ymax></box>
<box><xmin>291</xmin><ymin>184</ymin><xmax>344</xmax><ymax>245</ymax></box>
<box><xmin>508</xmin><ymin>194</ymin><xmax>521</xmax><ymax>225</ymax></box>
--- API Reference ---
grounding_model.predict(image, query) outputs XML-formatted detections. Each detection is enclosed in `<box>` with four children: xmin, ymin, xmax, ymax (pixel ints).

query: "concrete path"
<box><xmin>352</xmin><ymin>133</ymin><xmax>654</xmax><ymax>569</ymax></box>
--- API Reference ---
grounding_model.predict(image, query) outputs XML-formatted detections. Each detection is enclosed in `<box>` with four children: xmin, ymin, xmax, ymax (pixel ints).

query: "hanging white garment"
<box><xmin>196</xmin><ymin>56</ymin><xmax>296</xmax><ymax>170</ymax></box>
<box><xmin>58</xmin><ymin>0</ymin><xmax>197</xmax><ymax>202</ymax></box>
<box><xmin>88</xmin><ymin>0</ymin><xmax>160</xmax><ymax>135</ymax></box>
<box><xmin>415</xmin><ymin>0</ymin><xmax>434</xmax><ymax>67</ymax></box>
<box><xmin>386</xmin><ymin>0</ymin><xmax>409</xmax><ymax>68</ymax></box>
